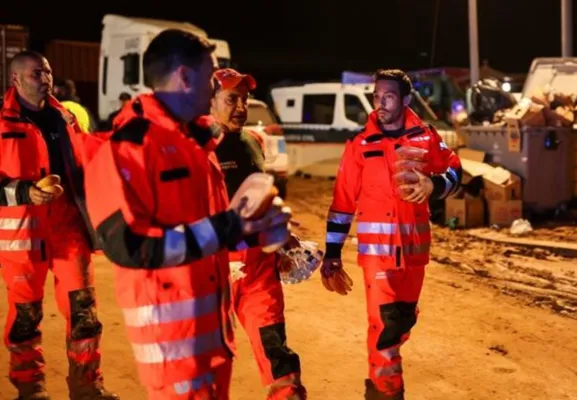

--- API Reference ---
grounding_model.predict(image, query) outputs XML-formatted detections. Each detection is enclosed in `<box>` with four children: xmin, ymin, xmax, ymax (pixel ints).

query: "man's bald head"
<box><xmin>10</xmin><ymin>50</ymin><xmax>45</xmax><ymax>74</ymax></box>
<box><xmin>10</xmin><ymin>50</ymin><xmax>53</xmax><ymax>109</ymax></box>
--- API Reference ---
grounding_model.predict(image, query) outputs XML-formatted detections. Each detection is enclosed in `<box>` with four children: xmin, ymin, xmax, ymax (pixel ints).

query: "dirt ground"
<box><xmin>1</xmin><ymin>176</ymin><xmax>577</xmax><ymax>400</ymax></box>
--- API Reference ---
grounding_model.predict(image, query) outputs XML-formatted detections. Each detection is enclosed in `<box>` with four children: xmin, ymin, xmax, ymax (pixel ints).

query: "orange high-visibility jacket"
<box><xmin>84</xmin><ymin>94</ymin><xmax>242</xmax><ymax>389</ymax></box>
<box><xmin>0</xmin><ymin>87</ymin><xmax>98</xmax><ymax>262</ymax></box>
<box><xmin>325</xmin><ymin>107</ymin><xmax>462</xmax><ymax>269</ymax></box>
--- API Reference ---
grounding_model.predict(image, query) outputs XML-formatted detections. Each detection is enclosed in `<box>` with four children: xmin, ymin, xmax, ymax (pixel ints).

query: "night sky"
<box><xmin>1</xmin><ymin>0</ymin><xmax>572</xmax><ymax>92</ymax></box>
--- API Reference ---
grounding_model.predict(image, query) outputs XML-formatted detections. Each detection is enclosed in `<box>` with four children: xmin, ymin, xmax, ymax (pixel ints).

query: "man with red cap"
<box><xmin>210</xmin><ymin>68</ymin><xmax>306</xmax><ymax>400</ymax></box>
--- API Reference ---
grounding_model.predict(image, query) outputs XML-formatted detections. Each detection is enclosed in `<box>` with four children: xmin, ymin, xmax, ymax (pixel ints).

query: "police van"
<box><xmin>270</xmin><ymin>74</ymin><xmax>457</xmax><ymax>145</ymax></box>
<box><xmin>97</xmin><ymin>14</ymin><xmax>231</xmax><ymax>122</ymax></box>
<box><xmin>269</xmin><ymin>73</ymin><xmax>458</xmax><ymax>173</ymax></box>
<box><xmin>245</xmin><ymin>98</ymin><xmax>289</xmax><ymax>198</ymax></box>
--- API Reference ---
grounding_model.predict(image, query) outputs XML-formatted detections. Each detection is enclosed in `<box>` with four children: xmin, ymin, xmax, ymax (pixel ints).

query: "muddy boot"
<box><xmin>14</xmin><ymin>380</ymin><xmax>51</xmax><ymax>400</ymax></box>
<box><xmin>68</xmin><ymin>382</ymin><xmax>119</xmax><ymax>400</ymax></box>
<box><xmin>267</xmin><ymin>377</ymin><xmax>307</xmax><ymax>399</ymax></box>
<box><xmin>67</xmin><ymin>360</ymin><xmax>119</xmax><ymax>400</ymax></box>
<box><xmin>364</xmin><ymin>379</ymin><xmax>404</xmax><ymax>400</ymax></box>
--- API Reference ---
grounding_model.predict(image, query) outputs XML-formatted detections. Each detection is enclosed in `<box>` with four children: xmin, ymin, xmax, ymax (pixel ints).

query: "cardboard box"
<box><xmin>488</xmin><ymin>200</ymin><xmax>523</xmax><ymax>226</ymax></box>
<box><xmin>483</xmin><ymin>167</ymin><xmax>522</xmax><ymax>201</ymax></box>
<box><xmin>445</xmin><ymin>196</ymin><xmax>485</xmax><ymax>228</ymax></box>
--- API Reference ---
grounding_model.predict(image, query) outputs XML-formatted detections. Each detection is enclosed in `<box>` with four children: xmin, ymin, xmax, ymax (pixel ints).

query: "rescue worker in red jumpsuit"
<box><xmin>210</xmin><ymin>68</ymin><xmax>305</xmax><ymax>399</ymax></box>
<box><xmin>321</xmin><ymin>69</ymin><xmax>462</xmax><ymax>400</ymax></box>
<box><xmin>84</xmin><ymin>29</ymin><xmax>292</xmax><ymax>400</ymax></box>
<box><xmin>0</xmin><ymin>51</ymin><xmax>118</xmax><ymax>400</ymax></box>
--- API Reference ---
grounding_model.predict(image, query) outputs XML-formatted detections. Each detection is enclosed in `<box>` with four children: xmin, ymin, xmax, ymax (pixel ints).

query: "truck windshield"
<box><xmin>247</xmin><ymin>103</ymin><xmax>278</xmax><ymax>126</ymax></box>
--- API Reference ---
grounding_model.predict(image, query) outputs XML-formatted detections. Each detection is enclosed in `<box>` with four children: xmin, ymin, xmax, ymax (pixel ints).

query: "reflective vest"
<box><xmin>325</xmin><ymin>107</ymin><xmax>462</xmax><ymax>269</ymax></box>
<box><xmin>61</xmin><ymin>100</ymin><xmax>91</xmax><ymax>132</ymax></box>
<box><xmin>0</xmin><ymin>87</ymin><xmax>97</xmax><ymax>262</ymax></box>
<box><xmin>85</xmin><ymin>94</ymin><xmax>235</xmax><ymax>389</ymax></box>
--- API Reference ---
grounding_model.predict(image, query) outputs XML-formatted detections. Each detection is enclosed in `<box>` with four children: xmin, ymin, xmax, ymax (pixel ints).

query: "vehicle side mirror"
<box><xmin>358</xmin><ymin>111</ymin><xmax>368</xmax><ymax>125</ymax></box>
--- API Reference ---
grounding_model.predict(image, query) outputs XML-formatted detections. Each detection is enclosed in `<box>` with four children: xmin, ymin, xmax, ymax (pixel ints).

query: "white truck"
<box><xmin>97</xmin><ymin>14</ymin><xmax>231</xmax><ymax>121</ymax></box>
<box><xmin>269</xmin><ymin>77</ymin><xmax>459</xmax><ymax>174</ymax></box>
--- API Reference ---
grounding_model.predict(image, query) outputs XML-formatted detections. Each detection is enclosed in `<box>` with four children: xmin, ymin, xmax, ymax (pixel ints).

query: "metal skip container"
<box><xmin>458</xmin><ymin>125</ymin><xmax>574</xmax><ymax>212</ymax></box>
<box><xmin>460</xmin><ymin>58</ymin><xmax>577</xmax><ymax>213</ymax></box>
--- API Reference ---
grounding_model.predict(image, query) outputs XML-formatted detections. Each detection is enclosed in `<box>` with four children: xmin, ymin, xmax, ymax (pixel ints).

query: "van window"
<box><xmin>345</xmin><ymin>94</ymin><xmax>368</xmax><ymax>124</ymax></box>
<box><xmin>102</xmin><ymin>56</ymin><xmax>108</xmax><ymax>95</ymax></box>
<box><xmin>121</xmin><ymin>53</ymin><xmax>140</xmax><ymax>85</ymax></box>
<box><xmin>302</xmin><ymin>94</ymin><xmax>335</xmax><ymax>124</ymax></box>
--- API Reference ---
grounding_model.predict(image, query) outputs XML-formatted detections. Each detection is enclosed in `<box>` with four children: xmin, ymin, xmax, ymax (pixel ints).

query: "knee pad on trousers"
<box><xmin>8</xmin><ymin>301</ymin><xmax>43</xmax><ymax>343</ymax></box>
<box><xmin>69</xmin><ymin>288</ymin><xmax>102</xmax><ymax>341</ymax></box>
<box><xmin>376</xmin><ymin>302</ymin><xmax>417</xmax><ymax>350</ymax></box>
<box><xmin>259</xmin><ymin>322</ymin><xmax>301</xmax><ymax>380</ymax></box>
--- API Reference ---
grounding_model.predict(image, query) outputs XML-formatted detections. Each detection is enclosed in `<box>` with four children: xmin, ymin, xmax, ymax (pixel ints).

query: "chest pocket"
<box><xmin>360</xmin><ymin>136</ymin><xmax>395</xmax><ymax>197</ymax></box>
<box><xmin>153</xmin><ymin>139</ymin><xmax>210</xmax><ymax>226</ymax></box>
<box><xmin>0</xmin><ymin>121</ymin><xmax>46</xmax><ymax>180</ymax></box>
<box><xmin>160</xmin><ymin>167</ymin><xmax>190</xmax><ymax>182</ymax></box>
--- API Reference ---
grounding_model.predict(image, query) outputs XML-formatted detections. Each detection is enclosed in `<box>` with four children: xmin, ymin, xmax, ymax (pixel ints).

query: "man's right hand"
<box><xmin>28</xmin><ymin>185</ymin><xmax>56</xmax><ymax>205</ymax></box>
<box><xmin>321</xmin><ymin>258</ymin><xmax>353</xmax><ymax>295</ymax></box>
<box><xmin>236</xmin><ymin>195</ymin><xmax>292</xmax><ymax>236</ymax></box>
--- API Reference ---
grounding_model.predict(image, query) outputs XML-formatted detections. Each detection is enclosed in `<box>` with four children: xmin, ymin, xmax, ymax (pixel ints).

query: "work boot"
<box><xmin>68</xmin><ymin>382</ymin><xmax>119</xmax><ymax>400</ymax></box>
<box><xmin>267</xmin><ymin>376</ymin><xmax>307</xmax><ymax>399</ymax></box>
<box><xmin>364</xmin><ymin>379</ymin><xmax>404</xmax><ymax>400</ymax></box>
<box><xmin>14</xmin><ymin>380</ymin><xmax>51</xmax><ymax>400</ymax></box>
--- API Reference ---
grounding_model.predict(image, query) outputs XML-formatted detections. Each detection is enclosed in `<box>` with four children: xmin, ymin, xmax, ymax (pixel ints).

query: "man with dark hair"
<box><xmin>53</xmin><ymin>77</ymin><xmax>97</xmax><ymax>133</ymax></box>
<box><xmin>211</xmin><ymin>68</ymin><xmax>306</xmax><ymax>399</ymax></box>
<box><xmin>104</xmin><ymin>92</ymin><xmax>132</xmax><ymax>130</ymax></box>
<box><xmin>0</xmin><ymin>50</ymin><xmax>118</xmax><ymax>399</ymax></box>
<box><xmin>84</xmin><ymin>29</ymin><xmax>293</xmax><ymax>399</ymax></box>
<box><xmin>321</xmin><ymin>69</ymin><xmax>462</xmax><ymax>399</ymax></box>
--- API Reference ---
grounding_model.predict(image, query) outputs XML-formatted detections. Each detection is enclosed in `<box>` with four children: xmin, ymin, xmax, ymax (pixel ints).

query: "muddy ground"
<box><xmin>1</xmin><ymin>176</ymin><xmax>576</xmax><ymax>400</ymax></box>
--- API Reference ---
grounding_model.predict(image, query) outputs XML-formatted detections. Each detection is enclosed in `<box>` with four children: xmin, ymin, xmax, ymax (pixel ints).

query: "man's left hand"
<box><xmin>398</xmin><ymin>169</ymin><xmax>434</xmax><ymax>203</ymax></box>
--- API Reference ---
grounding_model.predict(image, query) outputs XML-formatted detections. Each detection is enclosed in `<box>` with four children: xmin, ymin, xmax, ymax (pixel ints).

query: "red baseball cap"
<box><xmin>213</xmin><ymin>68</ymin><xmax>257</xmax><ymax>91</ymax></box>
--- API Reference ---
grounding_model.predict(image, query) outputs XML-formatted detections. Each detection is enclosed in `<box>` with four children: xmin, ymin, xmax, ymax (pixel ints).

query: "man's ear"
<box><xmin>11</xmin><ymin>72</ymin><xmax>20</xmax><ymax>88</ymax></box>
<box><xmin>210</xmin><ymin>97</ymin><xmax>216</xmax><ymax>115</ymax></box>
<box><xmin>402</xmin><ymin>94</ymin><xmax>412</xmax><ymax>107</ymax></box>
<box><xmin>178</xmin><ymin>65</ymin><xmax>192</xmax><ymax>88</ymax></box>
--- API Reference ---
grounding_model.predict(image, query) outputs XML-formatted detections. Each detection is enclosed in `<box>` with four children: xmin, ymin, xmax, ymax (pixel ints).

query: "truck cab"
<box><xmin>98</xmin><ymin>14</ymin><xmax>231</xmax><ymax>122</ymax></box>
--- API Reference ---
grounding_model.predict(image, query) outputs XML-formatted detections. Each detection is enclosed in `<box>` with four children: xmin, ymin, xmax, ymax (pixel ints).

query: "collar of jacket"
<box><xmin>0</xmin><ymin>86</ymin><xmax>74</xmax><ymax>125</ymax></box>
<box><xmin>362</xmin><ymin>106</ymin><xmax>428</xmax><ymax>138</ymax></box>
<box><xmin>113</xmin><ymin>93</ymin><xmax>185</xmax><ymax>133</ymax></box>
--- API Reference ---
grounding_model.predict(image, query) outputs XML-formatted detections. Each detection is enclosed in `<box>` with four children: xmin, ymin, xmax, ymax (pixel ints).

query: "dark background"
<box><xmin>1</xmin><ymin>0</ymin><xmax>571</xmax><ymax>104</ymax></box>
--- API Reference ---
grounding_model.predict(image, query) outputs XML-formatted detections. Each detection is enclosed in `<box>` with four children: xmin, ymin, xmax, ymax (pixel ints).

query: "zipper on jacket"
<box><xmin>396</xmin><ymin>246</ymin><xmax>401</xmax><ymax>268</ymax></box>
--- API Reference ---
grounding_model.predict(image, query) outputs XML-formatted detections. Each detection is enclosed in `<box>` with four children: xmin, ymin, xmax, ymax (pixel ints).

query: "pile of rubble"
<box><xmin>493</xmin><ymin>87</ymin><xmax>576</xmax><ymax>128</ymax></box>
<box><xmin>445</xmin><ymin>148</ymin><xmax>522</xmax><ymax>228</ymax></box>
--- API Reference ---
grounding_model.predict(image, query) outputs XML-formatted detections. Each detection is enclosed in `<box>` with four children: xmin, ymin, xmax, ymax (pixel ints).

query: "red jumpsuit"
<box><xmin>0</xmin><ymin>87</ymin><xmax>110</xmax><ymax>397</ymax></box>
<box><xmin>85</xmin><ymin>94</ymin><xmax>251</xmax><ymax>400</ymax></box>
<box><xmin>325</xmin><ymin>108</ymin><xmax>462</xmax><ymax>399</ymax></box>
<box><xmin>213</xmin><ymin>129</ymin><xmax>304</xmax><ymax>399</ymax></box>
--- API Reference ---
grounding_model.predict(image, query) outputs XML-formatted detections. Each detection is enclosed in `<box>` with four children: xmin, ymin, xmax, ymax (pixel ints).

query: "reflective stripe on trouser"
<box><xmin>230</xmin><ymin>248</ymin><xmax>304</xmax><ymax>398</ymax></box>
<box><xmin>356</xmin><ymin>221</ymin><xmax>431</xmax><ymax>269</ymax></box>
<box><xmin>114</xmin><ymin>264</ymin><xmax>233</xmax><ymax>395</ymax></box>
<box><xmin>0</xmin><ymin>225</ymin><xmax>102</xmax><ymax>388</ymax></box>
<box><xmin>362</xmin><ymin>264</ymin><xmax>425</xmax><ymax>396</ymax></box>
<box><xmin>144</xmin><ymin>360</ymin><xmax>232</xmax><ymax>400</ymax></box>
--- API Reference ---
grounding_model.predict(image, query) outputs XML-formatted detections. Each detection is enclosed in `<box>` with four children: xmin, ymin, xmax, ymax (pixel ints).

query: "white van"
<box><xmin>245</xmin><ymin>98</ymin><xmax>289</xmax><ymax>198</ymax></box>
<box><xmin>270</xmin><ymin>81</ymin><xmax>457</xmax><ymax>146</ymax></box>
<box><xmin>98</xmin><ymin>14</ymin><xmax>231</xmax><ymax>121</ymax></box>
<box><xmin>269</xmin><ymin>79</ymin><xmax>459</xmax><ymax>174</ymax></box>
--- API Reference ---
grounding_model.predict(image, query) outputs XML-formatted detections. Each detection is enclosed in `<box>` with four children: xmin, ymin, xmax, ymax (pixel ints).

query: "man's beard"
<box><xmin>378</xmin><ymin>108</ymin><xmax>402</xmax><ymax>125</ymax></box>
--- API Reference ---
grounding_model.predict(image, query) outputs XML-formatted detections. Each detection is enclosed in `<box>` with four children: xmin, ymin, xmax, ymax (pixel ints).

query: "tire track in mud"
<box><xmin>287</xmin><ymin>176</ymin><xmax>577</xmax><ymax>319</ymax></box>
<box><xmin>432</xmin><ymin>227</ymin><xmax>577</xmax><ymax>319</ymax></box>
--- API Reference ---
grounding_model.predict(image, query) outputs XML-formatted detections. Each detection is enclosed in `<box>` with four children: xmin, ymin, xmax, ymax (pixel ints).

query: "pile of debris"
<box><xmin>493</xmin><ymin>86</ymin><xmax>576</xmax><ymax>128</ymax></box>
<box><xmin>445</xmin><ymin>148</ymin><xmax>522</xmax><ymax>228</ymax></box>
